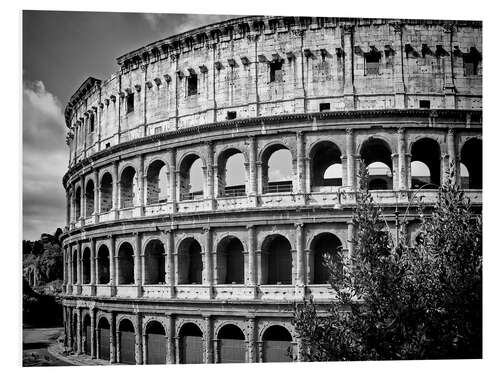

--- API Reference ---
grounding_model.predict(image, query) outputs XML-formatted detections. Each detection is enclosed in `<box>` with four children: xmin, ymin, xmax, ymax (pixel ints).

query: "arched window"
<box><xmin>85</xmin><ymin>180</ymin><xmax>95</xmax><ymax>216</ymax></box>
<box><xmin>217</xmin><ymin>324</ymin><xmax>246</xmax><ymax>363</ymax></box>
<box><xmin>216</xmin><ymin>236</ymin><xmax>244</xmax><ymax>284</ymax></box>
<box><xmin>144</xmin><ymin>240</ymin><xmax>165</xmax><ymax>285</ymax></box>
<box><xmin>310</xmin><ymin>233</ymin><xmax>343</xmax><ymax>284</ymax></box>
<box><xmin>262</xmin><ymin>325</ymin><xmax>292</xmax><ymax>363</ymax></box>
<box><xmin>97</xmin><ymin>317</ymin><xmax>110</xmax><ymax>360</ymax></box>
<box><xmin>97</xmin><ymin>245</ymin><xmax>110</xmax><ymax>284</ymax></box>
<box><xmin>100</xmin><ymin>172</ymin><xmax>113</xmax><ymax>213</ymax></box>
<box><xmin>178</xmin><ymin>238</ymin><xmax>203</xmax><ymax>284</ymax></box>
<box><xmin>117</xmin><ymin>242</ymin><xmax>134</xmax><ymax>285</ymax></box>
<box><xmin>82</xmin><ymin>247</ymin><xmax>91</xmax><ymax>284</ymax></box>
<box><xmin>72</xmin><ymin>250</ymin><xmax>78</xmax><ymax>284</ymax></box>
<box><xmin>146</xmin><ymin>160</ymin><xmax>168</xmax><ymax>205</ymax></box>
<box><xmin>461</xmin><ymin>138</ymin><xmax>482</xmax><ymax>189</ymax></box>
<box><xmin>75</xmin><ymin>186</ymin><xmax>82</xmax><ymax>219</ymax></box>
<box><xmin>145</xmin><ymin>321</ymin><xmax>166</xmax><ymax>364</ymax></box>
<box><xmin>218</xmin><ymin>149</ymin><xmax>246</xmax><ymax>197</ymax></box>
<box><xmin>83</xmin><ymin>314</ymin><xmax>91</xmax><ymax>355</ymax></box>
<box><xmin>360</xmin><ymin>138</ymin><xmax>393</xmax><ymax>190</ymax></box>
<box><xmin>310</xmin><ymin>141</ymin><xmax>342</xmax><ymax>190</ymax></box>
<box><xmin>261</xmin><ymin>235</ymin><xmax>292</xmax><ymax>285</ymax></box>
<box><xmin>118</xmin><ymin>319</ymin><xmax>135</xmax><ymax>364</ymax></box>
<box><xmin>179</xmin><ymin>154</ymin><xmax>204</xmax><ymax>200</ymax></box>
<box><xmin>120</xmin><ymin>166</ymin><xmax>137</xmax><ymax>208</ymax></box>
<box><xmin>411</xmin><ymin>138</ymin><xmax>441</xmax><ymax>189</ymax></box>
<box><xmin>179</xmin><ymin>323</ymin><xmax>203</xmax><ymax>364</ymax></box>
<box><xmin>262</xmin><ymin>145</ymin><xmax>293</xmax><ymax>193</ymax></box>
<box><xmin>460</xmin><ymin>163</ymin><xmax>470</xmax><ymax>189</ymax></box>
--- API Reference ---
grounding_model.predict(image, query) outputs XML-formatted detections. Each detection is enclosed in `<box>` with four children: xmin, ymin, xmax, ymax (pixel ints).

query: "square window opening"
<box><xmin>105</xmin><ymin>143</ymin><xmax>111</xmax><ymax>149</ymax></box>
<box><xmin>365</xmin><ymin>52</ymin><xmax>381</xmax><ymax>75</ymax></box>
<box><xmin>463</xmin><ymin>54</ymin><xmax>479</xmax><ymax>76</ymax></box>
<box><xmin>419</xmin><ymin>100</ymin><xmax>431</xmax><ymax>109</ymax></box>
<box><xmin>270</xmin><ymin>60</ymin><xmax>283</xmax><ymax>82</ymax></box>
<box><xmin>89</xmin><ymin>115</ymin><xmax>95</xmax><ymax>132</ymax></box>
<box><xmin>187</xmin><ymin>74</ymin><xmax>198</xmax><ymax>96</ymax></box>
<box><xmin>126</xmin><ymin>94</ymin><xmax>134</xmax><ymax>114</ymax></box>
<box><xmin>227</xmin><ymin>111</ymin><xmax>237</xmax><ymax>120</ymax></box>
<box><xmin>319</xmin><ymin>103</ymin><xmax>330</xmax><ymax>112</ymax></box>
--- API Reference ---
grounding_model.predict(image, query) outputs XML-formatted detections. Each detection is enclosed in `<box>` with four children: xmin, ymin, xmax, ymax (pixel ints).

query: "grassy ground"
<box><xmin>23</xmin><ymin>326</ymin><xmax>72</xmax><ymax>366</ymax></box>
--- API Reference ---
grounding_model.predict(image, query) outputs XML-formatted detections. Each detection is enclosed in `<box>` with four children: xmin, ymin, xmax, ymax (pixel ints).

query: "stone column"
<box><xmin>206</xmin><ymin>142</ymin><xmax>215</xmax><ymax>210</ymax></box>
<box><xmin>247</xmin><ymin>225</ymin><xmax>257</xmax><ymax>297</ymax></box>
<box><xmin>346</xmin><ymin>128</ymin><xmax>356</xmax><ymax>190</ymax></box>
<box><xmin>447</xmin><ymin>129</ymin><xmax>457</xmax><ymax>184</ymax></box>
<box><xmin>90</xmin><ymin>238</ymin><xmax>96</xmax><ymax>295</ymax></box>
<box><xmin>295</xmin><ymin>223</ymin><xmax>305</xmax><ymax>295</ymax></box>
<box><xmin>391</xmin><ymin>22</ymin><xmax>406</xmax><ymax>109</ymax></box>
<box><xmin>347</xmin><ymin>221</ymin><xmax>356</xmax><ymax>261</ymax></box>
<box><xmin>397</xmin><ymin>128</ymin><xmax>408</xmax><ymax>190</ymax></box>
<box><xmin>137</xmin><ymin>154</ymin><xmax>145</xmax><ymax>216</ymax></box>
<box><xmin>296</xmin><ymin>131</ymin><xmax>306</xmax><ymax>195</ymax></box>
<box><xmin>109</xmin><ymin>235</ymin><xmax>116</xmax><ymax>295</ymax></box>
<box><xmin>77</xmin><ymin>242</ymin><xmax>82</xmax><ymax>294</ymax></box>
<box><xmin>164</xmin><ymin>229</ymin><xmax>175</xmax><ymax>297</ymax></box>
<box><xmin>166</xmin><ymin>314</ymin><xmax>175</xmax><ymax>364</ymax></box>
<box><xmin>342</xmin><ymin>25</ymin><xmax>355</xmax><ymax>110</ymax></box>
<box><xmin>66</xmin><ymin>190</ymin><xmax>71</xmax><ymax>227</ymax></box>
<box><xmin>257</xmin><ymin>341</ymin><xmax>264</xmax><ymax>362</ymax></box>
<box><xmin>93</xmin><ymin>170</ymin><xmax>99</xmax><ymax>223</ymax></box>
<box><xmin>204</xmin><ymin>316</ymin><xmax>214</xmax><ymax>363</ymax></box>
<box><xmin>112</xmin><ymin>161</ymin><xmax>119</xmax><ymax>219</ymax></box>
<box><xmin>90</xmin><ymin>308</ymin><xmax>97</xmax><ymax>358</ymax></box>
<box><xmin>203</xmin><ymin>227</ymin><xmax>213</xmax><ymax>297</ymax></box>
<box><xmin>248</xmin><ymin>136</ymin><xmax>258</xmax><ymax>207</ymax></box>
<box><xmin>76</xmin><ymin>308</ymin><xmax>82</xmax><ymax>354</ymax></box>
<box><xmin>135</xmin><ymin>233</ymin><xmax>143</xmax><ymax>297</ymax></box>
<box><xmin>247</xmin><ymin>316</ymin><xmax>257</xmax><ymax>363</ymax></box>
<box><xmin>135</xmin><ymin>315</ymin><xmax>143</xmax><ymax>365</ymax></box>
<box><xmin>110</xmin><ymin>313</ymin><xmax>116</xmax><ymax>363</ymax></box>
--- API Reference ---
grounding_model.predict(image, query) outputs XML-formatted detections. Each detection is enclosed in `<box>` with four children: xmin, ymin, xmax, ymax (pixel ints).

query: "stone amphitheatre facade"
<box><xmin>60</xmin><ymin>15</ymin><xmax>482</xmax><ymax>364</ymax></box>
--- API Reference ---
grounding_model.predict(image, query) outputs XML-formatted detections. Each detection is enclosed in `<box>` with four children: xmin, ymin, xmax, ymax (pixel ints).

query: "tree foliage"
<box><xmin>293</xmin><ymin>164</ymin><xmax>482</xmax><ymax>361</ymax></box>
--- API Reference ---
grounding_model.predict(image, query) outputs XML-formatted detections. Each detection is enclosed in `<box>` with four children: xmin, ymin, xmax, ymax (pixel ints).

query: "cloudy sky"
<box><xmin>22</xmin><ymin>11</ymin><xmax>240</xmax><ymax>240</ymax></box>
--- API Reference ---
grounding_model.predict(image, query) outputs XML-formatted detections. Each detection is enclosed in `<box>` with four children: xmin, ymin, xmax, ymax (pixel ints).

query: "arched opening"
<box><xmin>360</xmin><ymin>138</ymin><xmax>393</xmax><ymax>190</ymax></box>
<box><xmin>97</xmin><ymin>317</ymin><xmax>110</xmax><ymax>361</ymax></box>
<box><xmin>216</xmin><ymin>236</ymin><xmax>244</xmax><ymax>284</ymax></box>
<box><xmin>461</xmin><ymin>138</ymin><xmax>482</xmax><ymax>189</ymax></box>
<box><xmin>72</xmin><ymin>250</ymin><xmax>78</xmax><ymax>284</ymax></box>
<box><xmin>120</xmin><ymin>166</ymin><xmax>137</xmax><ymax>209</ymax></box>
<box><xmin>82</xmin><ymin>247</ymin><xmax>91</xmax><ymax>284</ymax></box>
<box><xmin>179</xmin><ymin>323</ymin><xmax>203</xmax><ymax>364</ymax></box>
<box><xmin>83</xmin><ymin>314</ymin><xmax>91</xmax><ymax>355</ymax></box>
<box><xmin>118</xmin><ymin>319</ymin><xmax>136</xmax><ymax>364</ymax></box>
<box><xmin>411</xmin><ymin>138</ymin><xmax>441</xmax><ymax>189</ymax></box>
<box><xmin>218</xmin><ymin>149</ymin><xmax>246</xmax><ymax>197</ymax></box>
<box><xmin>179</xmin><ymin>154</ymin><xmax>204</xmax><ymax>200</ymax></box>
<box><xmin>310</xmin><ymin>141</ymin><xmax>342</xmax><ymax>190</ymax></box>
<box><xmin>460</xmin><ymin>163</ymin><xmax>470</xmax><ymax>189</ymax></box>
<box><xmin>85</xmin><ymin>180</ymin><xmax>95</xmax><ymax>216</ymax></box>
<box><xmin>261</xmin><ymin>235</ymin><xmax>292</xmax><ymax>285</ymax></box>
<box><xmin>178</xmin><ymin>238</ymin><xmax>203</xmax><ymax>284</ymax></box>
<box><xmin>310</xmin><ymin>233</ymin><xmax>343</xmax><ymax>284</ymax></box>
<box><xmin>75</xmin><ymin>186</ymin><xmax>82</xmax><ymax>219</ymax></box>
<box><xmin>262</xmin><ymin>145</ymin><xmax>293</xmax><ymax>193</ymax></box>
<box><xmin>146</xmin><ymin>160</ymin><xmax>168</xmax><ymax>205</ymax></box>
<box><xmin>262</xmin><ymin>325</ymin><xmax>293</xmax><ymax>363</ymax></box>
<box><xmin>100</xmin><ymin>172</ymin><xmax>113</xmax><ymax>213</ymax></box>
<box><xmin>145</xmin><ymin>321</ymin><xmax>166</xmax><ymax>364</ymax></box>
<box><xmin>144</xmin><ymin>240</ymin><xmax>165</xmax><ymax>285</ymax></box>
<box><xmin>118</xmin><ymin>242</ymin><xmax>134</xmax><ymax>285</ymax></box>
<box><xmin>97</xmin><ymin>245</ymin><xmax>110</xmax><ymax>284</ymax></box>
<box><xmin>218</xmin><ymin>324</ymin><xmax>246</xmax><ymax>363</ymax></box>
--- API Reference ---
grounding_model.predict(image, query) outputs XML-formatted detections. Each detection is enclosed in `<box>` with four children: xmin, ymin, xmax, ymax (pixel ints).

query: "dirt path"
<box><xmin>23</xmin><ymin>327</ymin><xmax>73</xmax><ymax>366</ymax></box>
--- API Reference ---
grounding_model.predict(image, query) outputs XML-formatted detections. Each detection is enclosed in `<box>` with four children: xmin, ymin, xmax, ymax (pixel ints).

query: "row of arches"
<box><xmin>72</xmin><ymin>137</ymin><xmax>482</xmax><ymax>218</ymax></box>
<box><xmin>71</xmin><ymin>232</ymin><xmax>343</xmax><ymax>287</ymax></box>
<box><xmin>81</xmin><ymin>316</ymin><xmax>293</xmax><ymax>364</ymax></box>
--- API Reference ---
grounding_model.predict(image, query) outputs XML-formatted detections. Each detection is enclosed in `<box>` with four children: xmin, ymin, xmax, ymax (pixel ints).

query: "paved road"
<box><xmin>23</xmin><ymin>326</ymin><xmax>73</xmax><ymax>366</ymax></box>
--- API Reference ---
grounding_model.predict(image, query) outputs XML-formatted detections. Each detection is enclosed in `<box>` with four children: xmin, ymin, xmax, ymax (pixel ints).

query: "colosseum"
<box><xmin>60</xmin><ymin>15</ymin><xmax>482</xmax><ymax>365</ymax></box>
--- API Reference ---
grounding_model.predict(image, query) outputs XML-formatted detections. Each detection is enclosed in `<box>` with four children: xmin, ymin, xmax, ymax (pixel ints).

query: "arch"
<box><xmin>261</xmin><ymin>234</ymin><xmax>292</xmax><ymax>285</ymax></box>
<box><xmin>216</xmin><ymin>236</ymin><xmax>244</xmax><ymax>284</ymax></box>
<box><xmin>179</xmin><ymin>153</ymin><xmax>204</xmax><ymax>200</ymax></box>
<box><xmin>310</xmin><ymin>141</ymin><xmax>342</xmax><ymax>189</ymax></box>
<box><xmin>179</xmin><ymin>322</ymin><xmax>204</xmax><ymax>364</ymax></box>
<box><xmin>82</xmin><ymin>247</ymin><xmax>91</xmax><ymax>284</ymax></box>
<box><xmin>217</xmin><ymin>148</ymin><xmax>247</xmax><ymax>197</ymax></box>
<box><xmin>120</xmin><ymin>166</ymin><xmax>137</xmax><ymax>208</ymax></box>
<box><xmin>262</xmin><ymin>144</ymin><xmax>293</xmax><ymax>193</ymax></box>
<box><xmin>118</xmin><ymin>319</ymin><xmax>135</xmax><ymax>364</ymax></box>
<box><xmin>72</xmin><ymin>249</ymin><xmax>78</xmax><ymax>284</ymax></box>
<box><xmin>144</xmin><ymin>239</ymin><xmax>165</xmax><ymax>285</ymax></box>
<box><xmin>461</xmin><ymin>138</ymin><xmax>482</xmax><ymax>189</ymax></box>
<box><xmin>262</xmin><ymin>325</ymin><xmax>293</xmax><ymax>362</ymax></box>
<box><xmin>460</xmin><ymin>162</ymin><xmax>470</xmax><ymax>189</ymax></box>
<box><xmin>85</xmin><ymin>179</ymin><xmax>95</xmax><ymax>216</ymax></box>
<box><xmin>97</xmin><ymin>317</ymin><xmax>110</xmax><ymax>360</ymax></box>
<box><xmin>100</xmin><ymin>172</ymin><xmax>113</xmax><ymax>213</ymax></box>
<box><xmin>83</xmin><ymin>314</ymin><xmax>91</xmax><ymax>355</ymax></box>
<box><xmin>217</xmin><ymin>324</ymin><xmax>246</xmax><ymax>363</ymax></box>
<box><xmin>145</xmin><ymin>320</ymin><xmax>166</xmax><ymax>364</ymax></box>
<box><xmin>360</xmin><ymin>138</ymin><xmax>393</xmax><ymax>190</ymax></box>
<box><xmin>146</xmin><ymin>159</ymin><xmax>169</xmax><ymax>205</ymax></box>
<box><xmin>75</xmin><ymin>186</ymin><xmax>82</xmax><ymax>218</ymax></box>
<box><xmin>117</xmin><ymin>242</ymin><xmax>134</xmax><ymax>285</ymax></box>
<box><xmin>97</xmin><ymin>244</ymin><xmax>110</xmax><ymax>284</ymax></box>
<box><xmin>411</xmin><ymin>138</ymin><xmax>441</xmax><ymax>188</ymax></box>
<box><xmin>310</xmin><ymin>233</ymin><xmax>343</xmax><ymax>284</ymax></box>
<box><xmin>177</xmin><ymin>238</ymin><xmax>203</xmax><ymax>284</ymax></box>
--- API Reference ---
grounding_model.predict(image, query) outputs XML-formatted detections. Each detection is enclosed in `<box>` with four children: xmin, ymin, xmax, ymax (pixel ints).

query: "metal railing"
<box><xmin>223</xmin><ymin>185</ymin><xmax>246</xmax><ymax>197</ymax></box>
<box><xmin>263</xmin><ymin>181</ymin><xmax>293</xmax><ymax>194</ymax></box>
<box><xmin>180</xmin><ymin>191</ymin><xmax>204</xmax><ymax>201</ymax></box>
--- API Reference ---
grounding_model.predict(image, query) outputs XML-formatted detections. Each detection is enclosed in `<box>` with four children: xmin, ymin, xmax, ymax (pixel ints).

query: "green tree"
<box><xmin>293</xmin><ymin>165</ymin><xmax>482</xmax><ymax>361</ymax></box>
